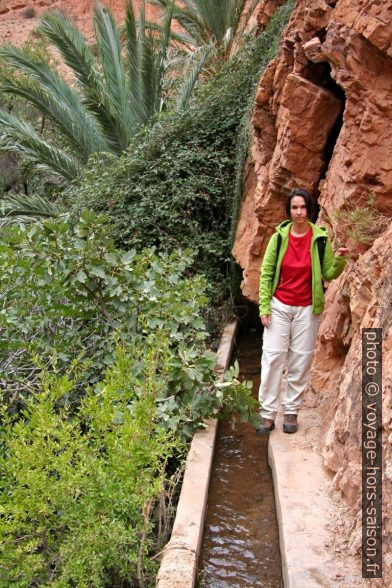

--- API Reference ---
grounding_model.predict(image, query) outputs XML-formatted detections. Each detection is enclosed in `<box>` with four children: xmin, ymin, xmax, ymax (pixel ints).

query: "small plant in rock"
<box><xmin>334</xmin><ymin>193</ymin><xmax>390</xmax><ymax>249</ymax></box>
<box><xmin>22</xmin><ymin>6</ymin><xmax>36</xmax><ymax>19</ymax></box>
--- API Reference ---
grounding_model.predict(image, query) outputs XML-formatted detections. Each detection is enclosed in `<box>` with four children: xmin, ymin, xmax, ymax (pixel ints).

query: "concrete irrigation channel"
<box><xmin>156</xmin><ymin>321</ymin><xmax>362</xmax><ymax>588</ymax></box>
<box><xmin>198</xmin><ymin>327</ymin><xmax>282</xmax><ymax>587</ymax></box>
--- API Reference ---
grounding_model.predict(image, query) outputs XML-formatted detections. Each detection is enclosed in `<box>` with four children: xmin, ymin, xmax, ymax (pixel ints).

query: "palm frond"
<box><xmin>138</xmin><ymin>3</ymin><xmax>156</xmax><ymax>123</ymax></box>
<box><xmin>154</xmin><ymin>0</ymin><xmax>175</xmax><ymax>112</ymax></box>
<box><xmin>126</xmin><ymin>0</ymin><xmax>167</xmax><ymax>127</ymax></box>
<box><xmin>93</xmin><ymin>2</ymin><xmax>134</xmax><ymax>148</ymax></box>
<box><xmin>163</xmin><ymin>50</ymin><xmax>192</xmax><ymax>72</ymax></box>
<box><xmin>0</xmin><ymin>75</ymin><xmax>105</xmax><ymax>160</ymax></box>
<box><xmin>144</xmin><ymin>19</ymin><xmax>196</xmax><ymax>49</ymax></box>
<box><xmin>227</xmin><ymin>0</ymin><xmax>247</xmax><ymax>33</ymax></box>
<box><xmin>0</xmin><ymin>108</ymin><xmax>81</xmax><ymax>180</ymax></box>
<box><xmin>125</xmin><ymin>0</ymin><xmax>142</xmax><ymax>121</ymax></box>
<box><xmin>146</xmin><ymin>0</ymin><xmax>166</xmax><ymax>7</ymax></box>
<box><xmin>176</xmin><ymin>43</ymin><xmax>214</xmax><ymax>110</ymax></box>
<box><xmin>191</xmin><ymin>0</ymin><xmax>226</xmax><ymax>41</ymax></box>
<box><xmin>38</xmin><ymin>11</ymin><xmax>100</xmax><ymax>94</ymax></box>
<box><xmin>38</xmin><ymin>10</ymin><xmax>124</xmax><ymax>154</ymax></box>
<box><xmin>0</xmin><ymin>44</ymin><xmax>107</xmax><ymax>156</ymax></box>
<box><xmin>176</xmin><ymin>0</ymin><xmax>212</xmax><ymax>45</ymax></box>
<box><xmin>0</xmin><ymin>193</ymin><xmax>63</xmax><ymax>226</ymax></box>
<box><xmin>150</xmin><ymin>0</ymin><xmax>209</xmax><ymax>45</ymax></box>
<box><xmin>147</xmin><ymin>0</ymin><xmax>258</xmax><ymax>77</ymax></box>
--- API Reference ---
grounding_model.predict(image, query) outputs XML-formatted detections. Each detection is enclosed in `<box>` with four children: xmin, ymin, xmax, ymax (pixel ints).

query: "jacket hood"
<box><xmin>275</xmin><ymin>220</ymin><xmax>328</xmax><ymax>238</ymax></box>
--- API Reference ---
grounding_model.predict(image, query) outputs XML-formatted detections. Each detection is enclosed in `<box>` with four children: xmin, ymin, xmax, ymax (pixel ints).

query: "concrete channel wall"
<box><xmin>156</xmin><ymin>320</ymin><xmax>239</xmax><ymax>588</ymax></box>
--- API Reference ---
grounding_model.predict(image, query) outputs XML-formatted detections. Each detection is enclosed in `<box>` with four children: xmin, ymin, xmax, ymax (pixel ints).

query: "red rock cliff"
<box><xmin>233</xmin><ymin>0</ymin><xmax>391</xmax><ymax>581</ymax></box>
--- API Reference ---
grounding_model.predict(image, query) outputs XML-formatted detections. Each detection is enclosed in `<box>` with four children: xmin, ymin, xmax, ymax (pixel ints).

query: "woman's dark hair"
<box><xmin>285</xmin><ymin>188</ymin><xmax>312</xmax><ymax>218</ymax></box>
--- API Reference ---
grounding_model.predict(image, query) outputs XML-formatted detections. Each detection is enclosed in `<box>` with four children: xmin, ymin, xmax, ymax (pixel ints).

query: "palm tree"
<box><xmin>0</xmin><ymin>1</ymin><xmax>174</xmax><ymax>181</ymax></box>
<box><xmin>147</xmin><ymin>0</ymin><xmax>260</xmax><ymax>108</ymax></box>
<box><xmin>0</xmin><ymin>193</ymin><xmax>63</xmax><ymax>227</ymax></box>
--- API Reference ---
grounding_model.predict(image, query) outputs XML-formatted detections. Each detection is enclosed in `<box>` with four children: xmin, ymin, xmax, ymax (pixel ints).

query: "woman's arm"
<box><xmin>259</xmin><ymin>233</ymin><xmax>279</xmax><ymax>317</ymax></box>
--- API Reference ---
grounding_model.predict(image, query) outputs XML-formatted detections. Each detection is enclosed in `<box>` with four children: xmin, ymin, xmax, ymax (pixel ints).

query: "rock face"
<box><xmin>233</xmin><ymin>0</ymin><xmax>391</xmax><ymax>581</ymax></box>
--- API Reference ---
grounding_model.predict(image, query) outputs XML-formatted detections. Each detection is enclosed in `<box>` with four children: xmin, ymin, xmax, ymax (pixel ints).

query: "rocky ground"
<box><xmin>0</xmin><ymin>0</ymin><xmax>160</xmax><ymax>47</ymax></box>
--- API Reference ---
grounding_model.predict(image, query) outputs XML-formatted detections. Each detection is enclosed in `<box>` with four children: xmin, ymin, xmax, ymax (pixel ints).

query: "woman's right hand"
<box><xmin>261</xmin><ymin>315</ymin><xmax>271</xmax><ymax>328</ymax></box>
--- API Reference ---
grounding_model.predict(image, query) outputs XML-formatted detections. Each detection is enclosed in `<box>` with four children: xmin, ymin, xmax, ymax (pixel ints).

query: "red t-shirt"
<box><xmin>274</xmin><ymin>227</ymin><xmax>313</xmax><ymax>306</ymax></box>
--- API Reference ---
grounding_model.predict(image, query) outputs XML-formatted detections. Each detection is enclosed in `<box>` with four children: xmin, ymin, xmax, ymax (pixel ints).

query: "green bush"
<box><xmin>0</xmin><ymin>211</ymin><xmax>258</xmax><ymax>585</ymax></box>
<box><xmin>0</xmin><ymin>212</ymin><xmax>258</xmax><ymax>584</ymax></box>
<box><xmin>0</xmin><ymin>212</ymin><xmax>257</xmax><ymax>436</ymax></box>
<box><xmin>0</xmin><ymin>344</ymin><xmax>180</xmax><ymax>587</ymax></box>
<box><xmin>0</xmin><ymin>211</ymin><xmax>208</xmax><ymax>407</ymax></box>
<box><xmin>68</xmin><ymin>3</ymin><xmax>293</xmax><ymax>293</ymax></box>
<box><xmin>0</xmin><ymin>336</ymin><xmax>257</xmax><ymax>587</ymax></box>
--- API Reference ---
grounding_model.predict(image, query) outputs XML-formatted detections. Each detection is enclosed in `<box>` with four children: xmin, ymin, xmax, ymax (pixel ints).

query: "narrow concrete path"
<box><xmin>269</xmin><ymin>407</ymin><xmax>368</xmax><ymax>587</ymax></box>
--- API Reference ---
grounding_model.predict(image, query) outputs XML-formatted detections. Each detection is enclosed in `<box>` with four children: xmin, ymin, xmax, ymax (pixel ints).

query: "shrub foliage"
<box><xmin>70</xmin><ymin>4</ymin><xmax>293</xmax><ymax>287</ymax></box>
<box><xmin>0</xmin><ymin>212</ymin><xmax>257</xmax><ymax>586</ymax></box>
<box><xmin>1</xmin><ymin>213</ymin><xmax>211</xmax><ymax>417</ymax></box>
<box><xmin>0</xmin><ymin>352</ymin><xmax>179</xmax><ymax>587</ymax></box>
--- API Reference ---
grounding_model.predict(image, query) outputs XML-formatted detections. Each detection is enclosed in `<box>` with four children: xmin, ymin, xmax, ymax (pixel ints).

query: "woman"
<box><xmin>257</xmin><ymin>188</ymin><xmax>348</xmax><ymax>435</ymax></box>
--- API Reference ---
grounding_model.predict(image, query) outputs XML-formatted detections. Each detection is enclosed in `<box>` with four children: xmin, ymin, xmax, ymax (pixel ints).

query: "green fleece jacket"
<box><xmin>259</xmin><ymin>221</ymin><xmax>347</xmax><ymax>316</ymax></box>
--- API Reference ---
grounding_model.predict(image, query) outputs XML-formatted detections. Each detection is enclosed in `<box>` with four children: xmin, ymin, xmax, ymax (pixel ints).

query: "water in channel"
<box><xmin>198</xmin><ymin>327</ymin><xmax>282</xmax><ymax>587</ymax></box>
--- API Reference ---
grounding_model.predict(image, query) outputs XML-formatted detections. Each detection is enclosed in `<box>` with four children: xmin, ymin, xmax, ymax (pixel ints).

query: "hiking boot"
<box><xmin>283</xmin><ymin>413</ymin><xmax>298</xmax><ymax>434</ymax></box>
<box><xmin>256</xmin><ymin>418</ymin><xmax>275</xmax><ymax>435</ymax></box>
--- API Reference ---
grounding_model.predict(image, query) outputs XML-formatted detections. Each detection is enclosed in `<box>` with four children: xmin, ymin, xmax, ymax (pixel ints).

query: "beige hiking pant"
<box><xmin>259</xmin><ymin>296</ymin><xmax>322</xmax><ymax>419</ymax></box>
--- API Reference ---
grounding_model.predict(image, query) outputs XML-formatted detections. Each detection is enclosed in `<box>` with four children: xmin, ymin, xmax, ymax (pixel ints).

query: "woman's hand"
<box><xmin>261</xmin><ymin>315</ymin><xmax>271</xmax><ymax>328</ymax></box>
<box><xmin>337</xmin><ymin>247</ymin><xmax>349</xmax><ymax>256</ymax></box>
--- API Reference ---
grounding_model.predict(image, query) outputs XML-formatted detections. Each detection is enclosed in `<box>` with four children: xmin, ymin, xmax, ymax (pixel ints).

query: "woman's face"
<box><xmin>290</xmin><ymin>196</ymin><xmax>308</xmax><ymax>223</ymax></box>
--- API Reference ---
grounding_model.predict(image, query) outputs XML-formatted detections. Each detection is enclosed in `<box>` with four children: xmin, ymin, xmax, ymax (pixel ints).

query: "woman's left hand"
<box><xmin>337</xmin><ymin>247</ymin><xmax>349</xmax><ymax>256</ymax></box>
